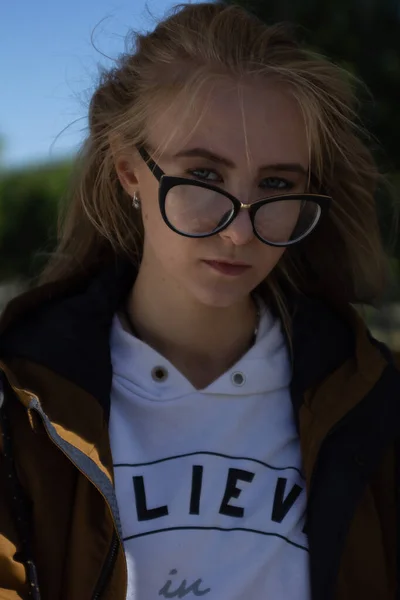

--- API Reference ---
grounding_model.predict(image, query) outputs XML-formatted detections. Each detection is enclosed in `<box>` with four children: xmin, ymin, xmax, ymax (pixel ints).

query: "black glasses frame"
<box><xmin>137</xmin><ymin>146</ymin><xmax>331</xmax><ymax>247</ymax></box>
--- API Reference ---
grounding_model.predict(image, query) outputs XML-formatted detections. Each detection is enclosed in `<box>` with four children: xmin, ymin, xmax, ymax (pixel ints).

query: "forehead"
<box><xmin>146</xmin><ymin>78</ymin><xmax>309</xmax><ymax>168</ymax></box>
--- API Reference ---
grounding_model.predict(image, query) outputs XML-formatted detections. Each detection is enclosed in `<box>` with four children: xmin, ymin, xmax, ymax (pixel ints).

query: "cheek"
<box><xmin>140</xmin><ymin>184</ymin><xmax>166</xmax><ymax>237</ymax></box>
<box><xmin>142</xmin><ymin>202</ymin><xmax>193</xmax><ymax>266</ymax></box>
<box><xmin>257</xmin><ymin>246</ymin><xmax>286</xmax><ymax>277</ymax></box>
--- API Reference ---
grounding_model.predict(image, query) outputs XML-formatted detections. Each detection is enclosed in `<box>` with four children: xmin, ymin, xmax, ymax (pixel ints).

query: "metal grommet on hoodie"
<box><xmin>231</xmin><ymin>371</ymin><xmax>246</xmax><ymax>386</ymax></box>
<box><xmin>151</xmin><ymin>366</ymin><xmax>168</xmax><ymax>382</ymax></box>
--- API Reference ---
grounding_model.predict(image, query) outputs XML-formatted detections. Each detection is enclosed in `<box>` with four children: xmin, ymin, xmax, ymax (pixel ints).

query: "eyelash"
<box><xmin>185</xmin><ymin>168</ymin><xmax>295</xmax><ymax>191</ymax></box>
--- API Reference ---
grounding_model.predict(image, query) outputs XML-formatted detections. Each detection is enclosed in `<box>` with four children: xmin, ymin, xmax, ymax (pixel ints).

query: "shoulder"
<box><xmin>290</xmin><ymin>294</ymin><xmax>397</xmax><ymax>392</ymax></box>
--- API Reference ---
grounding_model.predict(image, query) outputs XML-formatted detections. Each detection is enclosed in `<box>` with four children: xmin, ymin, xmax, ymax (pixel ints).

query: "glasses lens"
<box><xmin>254</xmin><ymin>198</ymin><xmax>321</xmax><ymax>244</ymax></box>
<box><xmin>165</xmin><ymin>185</ymin><xmax>234</xmax><ymax>235</ymax></box>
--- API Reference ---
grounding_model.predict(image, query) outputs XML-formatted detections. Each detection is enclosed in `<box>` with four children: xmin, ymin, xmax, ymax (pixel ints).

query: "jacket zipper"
<box><xmin>0</xmin><ymin>374</ymin><xmax>128</xmax><ymax>600</ymax></box>
<box><xmin>28</xmin><ymin>393</ymin><xmax>128</xmax><ymax>598</ymax></box>
<box><xmin>32</xmin><ymin>391</ymin><xmax>128</xmax><ymax>598</ymax></box>
<box><xmin>92</xmin><ymin>532</ymin><xmax>120</xmax><ymax>600</ymax></box>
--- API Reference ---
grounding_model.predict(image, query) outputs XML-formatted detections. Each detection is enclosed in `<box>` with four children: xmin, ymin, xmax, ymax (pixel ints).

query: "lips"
<box><xmin>202</xmin><ymin>260</ymin><xmax>251</xmax><ymax>276</ymax></box>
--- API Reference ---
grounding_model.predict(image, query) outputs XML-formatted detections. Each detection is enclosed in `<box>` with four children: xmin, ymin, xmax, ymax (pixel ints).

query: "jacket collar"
<box><xmin>0</xmin><ymin>259</ymin><xmax>377</xmax><ymax>421</ymax></box>
<box><xmin>0</xmin><ymin>261</ymin><xmax>134</xmax><ymax>415</ymax></box>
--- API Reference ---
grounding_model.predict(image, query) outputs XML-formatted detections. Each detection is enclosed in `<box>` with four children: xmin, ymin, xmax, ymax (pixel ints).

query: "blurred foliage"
<box><xmin>0</xmin><ymin>160</ymin><xmax>72</xmax><ymax>281</ymax></box>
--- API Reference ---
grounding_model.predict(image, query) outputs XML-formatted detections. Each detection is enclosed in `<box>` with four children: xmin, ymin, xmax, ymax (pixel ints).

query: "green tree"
<box><xmin>0</xmin><ymin>160</ymin><xmax>72</xmax><ymax>281</ymax></box>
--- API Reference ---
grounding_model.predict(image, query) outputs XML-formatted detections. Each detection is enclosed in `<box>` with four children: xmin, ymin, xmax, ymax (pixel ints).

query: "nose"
<box><xmin>219</xmin><ymin>207</ymin><xmax>254</xmax><ymax>246</ymax></box>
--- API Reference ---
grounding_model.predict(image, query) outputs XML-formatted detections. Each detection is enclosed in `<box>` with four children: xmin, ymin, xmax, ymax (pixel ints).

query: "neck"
<box><xmin>126</xmin><ymin>268</ymin><xmax>258</xmax><ymax>388</ymax></box>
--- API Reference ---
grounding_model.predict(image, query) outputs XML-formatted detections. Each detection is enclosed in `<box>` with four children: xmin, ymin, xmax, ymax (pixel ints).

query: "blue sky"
<box><xmin>1</xmin><ymin>0</ymin><xmax>202</xmax><ymax>169</ymax></box>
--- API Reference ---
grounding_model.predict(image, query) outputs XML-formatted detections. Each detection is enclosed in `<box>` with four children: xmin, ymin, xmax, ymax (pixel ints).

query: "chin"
<box><xmin>189</xmin><ymin>282</ymin><xmax>255</xmax><ymax>309</ymax></box>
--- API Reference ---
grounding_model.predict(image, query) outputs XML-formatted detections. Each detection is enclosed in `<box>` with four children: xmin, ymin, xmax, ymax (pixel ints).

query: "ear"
<box><xmin>114</xmin><ymin>155</ymin><xmax>139</xmax><ymax>197</ymax></box>
<box><xmin>110</xmin><ymin>136</ymin><xmax>139</xmax><ymax>197</ymax></box>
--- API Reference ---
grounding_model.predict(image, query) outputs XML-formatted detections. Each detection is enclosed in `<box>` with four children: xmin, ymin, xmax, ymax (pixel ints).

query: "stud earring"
<box><xmin>132</xmin><ymin>192</ymin><xmax>141</xmax><ymax>209</ymax></box>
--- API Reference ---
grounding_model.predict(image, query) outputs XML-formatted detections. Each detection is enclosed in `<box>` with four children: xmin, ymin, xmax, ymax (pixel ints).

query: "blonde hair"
<box><xmin>41</xmin><ymin>1</ymin><xmax>389</xmax><ymax>326</ymax></box>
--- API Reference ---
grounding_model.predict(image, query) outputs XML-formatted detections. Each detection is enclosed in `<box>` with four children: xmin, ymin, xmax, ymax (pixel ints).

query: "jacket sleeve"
<box><xmin>396</xmin><ymin>439</ymin><xmax>400</xmax><ymax>598</ymax></box>
<box><xmin>0</xmin><ymin>456</ymin><xmax>31</xmax><ymax>597</ymax></box>
<box><xmin>0</xmin><ymin>386</ymin><xmax>32</xmax><ymax>599</ymax></box>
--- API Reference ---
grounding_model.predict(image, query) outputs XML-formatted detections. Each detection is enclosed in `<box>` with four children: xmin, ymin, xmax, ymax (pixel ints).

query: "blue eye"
<box><xmin>187</xmin><ymin>169</ymin><xmax>222</xmax><ymax>182</ymax></box>
<box><xmin>260</xmin><ymin>177</ymin><xmax>293</xmax><ymax>191</ymax></box>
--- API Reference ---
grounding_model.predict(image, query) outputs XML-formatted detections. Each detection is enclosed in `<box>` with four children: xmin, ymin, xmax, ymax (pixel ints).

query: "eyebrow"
<box><xmin>173</xmin><ymin>147</ymin><xmax>308</xmax><ymax>176</ymax></box>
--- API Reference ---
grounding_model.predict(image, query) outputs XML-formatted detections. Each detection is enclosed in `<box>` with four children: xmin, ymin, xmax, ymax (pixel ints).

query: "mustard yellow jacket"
<box><xmin>0</xmin><ymin>262</ymin><xmax>399</xmax><ymax>600</ymax></box>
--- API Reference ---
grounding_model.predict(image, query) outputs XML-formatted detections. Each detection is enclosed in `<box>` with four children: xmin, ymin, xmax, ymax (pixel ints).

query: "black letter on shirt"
<box><xmin>133</xmin><ymin>476</ymin><xmax>169</xmax><ymax>521</ymax></box>
<box><xmin>219</xmin><ymin>468</ymin><xmax>255</xmax><ymax>518</ymax></box>
<box><xmin>190</xmin><ymin>465</ymin><xmax>203</xmax><ymax>515</ymax></box>
<box><xmin>271</xmin><ymin>477</ymin><xmax>302</xmax><ymax>523</ymax></box>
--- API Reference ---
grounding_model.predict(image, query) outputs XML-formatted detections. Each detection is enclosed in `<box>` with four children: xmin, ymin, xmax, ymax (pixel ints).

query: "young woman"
<box><xmin>0</xmin><ymin>2</ymin><xmax>399</xmax><ymax>599</ymax></box>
